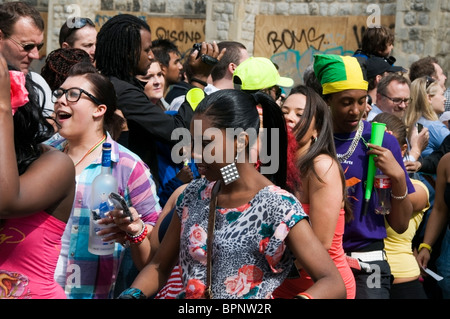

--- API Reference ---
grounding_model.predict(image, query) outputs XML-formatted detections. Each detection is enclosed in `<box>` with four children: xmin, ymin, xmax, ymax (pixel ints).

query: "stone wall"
<box><xmin>1</xmin><ymin>0</ymin><xmax>447</xmax><ymax>78</ymax></box>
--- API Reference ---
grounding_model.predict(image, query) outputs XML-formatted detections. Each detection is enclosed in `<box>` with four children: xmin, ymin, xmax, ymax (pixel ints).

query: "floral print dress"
<box><xmin>176</xmin><ymin>178</ymin><xmax>308</xmax><ymax>299</ymax></box>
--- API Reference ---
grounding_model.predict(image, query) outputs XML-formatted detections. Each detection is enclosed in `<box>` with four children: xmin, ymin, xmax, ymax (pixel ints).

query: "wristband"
<box><xmin>190</xmin><ymin>77</ymin><xmax>208</xmax><ymax>87</ymax></box>
<box><xmin>117</xmin><ymin>287</ymin><xmax>147</xmax><ymax>299</ymax></box>
<box><xmin>293</xmin><ymin>292</ymin><xmax>313</xmax><ymax>299</ymax></box>
<box><xmin>419</xmin><ymin>243</ymin><xmax>432</xmax><ymax>254</ymax></box>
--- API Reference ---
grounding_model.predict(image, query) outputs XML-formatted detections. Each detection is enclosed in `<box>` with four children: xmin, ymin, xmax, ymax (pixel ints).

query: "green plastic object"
<box><xmin>186</xmin><ymin>88</ymin><xmax>205</xmax><ymax>111</ymax></box>
<box><xmin>362</xmin><ymin>122</ymin><xmax>386</xmax><ymax>215</ymax></box>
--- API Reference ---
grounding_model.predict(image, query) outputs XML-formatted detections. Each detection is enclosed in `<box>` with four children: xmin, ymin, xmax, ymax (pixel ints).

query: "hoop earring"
<box><xmin>220</xmin><ymin>154</ymin><xmax>240</xmax><ymax>185</ymax></box>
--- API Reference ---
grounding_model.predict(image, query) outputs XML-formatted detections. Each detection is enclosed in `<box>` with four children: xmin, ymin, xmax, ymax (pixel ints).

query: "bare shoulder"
<box><xmin>313</xmin><ymin>154</ymin><xmax>340</xmax><ymax>177</ymax></box>
<box><xmin>438</xmin><ymin>152</ymin><xmax>450</xmax><ymax>176</ymax></box>
<box><xmin>37</xmin><ymin>144</ymin><xmax>75</xmax><ymax>179</ymax></box>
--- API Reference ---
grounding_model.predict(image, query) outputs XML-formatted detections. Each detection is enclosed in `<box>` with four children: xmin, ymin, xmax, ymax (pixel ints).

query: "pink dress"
<box><xmin>0</xmin><ymin>211</ymin><xmax>67</xmax><ymax>299</ymax></box>
<box><xmin>273</xmin><ymin>204</ymin><xmax>356</xmax><ymax>299</ymax></box>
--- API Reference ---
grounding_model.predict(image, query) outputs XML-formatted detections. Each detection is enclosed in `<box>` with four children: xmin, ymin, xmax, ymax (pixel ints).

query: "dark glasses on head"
<box><xmin>8</xmin><ymin>37</ymin><xmax>44</xmax><ymax>52</ymax></box>
<box><xmin>63</xmin><ymin>18</ymin><xmax>95</xmax><ymax>41</ymax></box>
<box><xmin>67</xmin><ymin>17</ymin><xmax>95</xmax><ymax>29</ymax></box>
<box><xmin>425</xmin><ymin>76</ymin><xmax>435</xmax><ymax>89</ymax></box>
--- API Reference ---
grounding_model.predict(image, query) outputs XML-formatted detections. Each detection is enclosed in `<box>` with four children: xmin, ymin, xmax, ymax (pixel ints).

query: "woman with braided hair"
<box><xmin>41</xmin><ymin>47</ymin><xmax>91</xmax><ymax>92</ymax></box>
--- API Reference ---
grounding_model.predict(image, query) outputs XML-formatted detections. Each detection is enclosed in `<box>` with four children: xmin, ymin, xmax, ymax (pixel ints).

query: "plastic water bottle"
<box><xmin>374</xmin><ymin>173</ymin><xmax>391</xmax><ymax>215</ymax></box>
<box><xmin>88</xmin><ymin>143</ymin><xmax>118</xmax><ymax>255</ymax></box>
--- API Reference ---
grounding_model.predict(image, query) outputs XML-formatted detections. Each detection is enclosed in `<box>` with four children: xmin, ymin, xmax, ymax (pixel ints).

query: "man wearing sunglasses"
<box><xmin>59</xmin><ymin>17</ymin><xmax>97</xmax><ymax>63</ymax></box>
<box><xmin>0</xmin><ymin>1</ymin><xmax>54</xmax><ymax>112</ymax></box>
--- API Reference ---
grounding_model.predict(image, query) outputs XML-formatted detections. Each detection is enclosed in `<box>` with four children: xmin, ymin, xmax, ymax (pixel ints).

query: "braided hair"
<box><xmin>41</xmin><ymin>48</ymin><xmax>91</xmax><ymax>91</ymax></box>
<box><xmin>95</xmin><ymin>14</ymin><xmax>150</xmax><ymax>82</ymax></box>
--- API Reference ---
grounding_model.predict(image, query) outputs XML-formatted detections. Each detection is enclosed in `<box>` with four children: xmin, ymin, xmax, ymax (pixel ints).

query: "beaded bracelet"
<box><xmin>391</xmin><ymin>188</ymin><xmax>408</xmax><ymax>200</ymax></box>
<box><xmin>126</xmin><ymin>220</ymin><xmax>148</xmax><ymax>244</ymax></box>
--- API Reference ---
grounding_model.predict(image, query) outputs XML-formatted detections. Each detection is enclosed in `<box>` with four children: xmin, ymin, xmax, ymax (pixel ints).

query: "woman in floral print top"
<box><xmin>119</xmin><ymin>89</ymin><xmax>346</xmax><ymax>299</ymax></box>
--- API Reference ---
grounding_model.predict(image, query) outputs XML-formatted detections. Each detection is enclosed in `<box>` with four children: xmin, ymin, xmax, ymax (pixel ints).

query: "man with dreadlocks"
<box><xmin>95</xmin><ymin>14</ymin><xmax>225</xmax><ymax>189</ymax></box>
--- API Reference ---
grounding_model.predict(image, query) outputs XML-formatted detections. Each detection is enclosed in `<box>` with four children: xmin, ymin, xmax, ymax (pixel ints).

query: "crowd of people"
<box><xmin>0</xmin><ymin>1</ymin><xmax>449</xmax><ymax>300</ymax></box>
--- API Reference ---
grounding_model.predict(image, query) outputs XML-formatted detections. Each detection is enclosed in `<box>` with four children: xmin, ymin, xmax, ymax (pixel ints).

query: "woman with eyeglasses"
<box><xmin>404</xmin><ymin>76</ymin><xmax>449</xmax><ymax>158</ymax></box>
<box><xmin>0</xmin><ymin>55</ymin><xmax>76</xmax><ymax>299</ymax></box>
<box><xmin>59</xmin><ymin>17</ymin><xmax>97</xmax><ymax>63</ymax></box>
<box><xmin>47</xmin><ymin>62</ymin><xmax>162</xmax><ymax>299</ymax></box>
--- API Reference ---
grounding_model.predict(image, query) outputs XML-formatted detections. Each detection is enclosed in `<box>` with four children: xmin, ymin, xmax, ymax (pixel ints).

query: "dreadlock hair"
<box><xmin>41</xmin><ymin>48</ymin><xmax>91</xmax><ymax>91</ymax></box>
<box><xmin>95</xmin><ymin>14</ymin><xmax>150</xmax><ymax>82</ymax></box>
<box><xmin>9</xmin><ymin>65</ymin><xmax>56</xmax><ymax>175</ymax></box>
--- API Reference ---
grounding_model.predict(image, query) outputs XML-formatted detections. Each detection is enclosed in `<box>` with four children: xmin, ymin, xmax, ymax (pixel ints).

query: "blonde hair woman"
<box><xmin>404</xmin><ymin>76</ymin><xmax>448</xmax><ymax>157</ymax></box>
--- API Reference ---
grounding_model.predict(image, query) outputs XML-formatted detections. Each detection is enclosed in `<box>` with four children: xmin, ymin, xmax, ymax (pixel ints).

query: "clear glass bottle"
<box><xmin>374</xmin><ymin>171</ymin><xmax>391</xmax><ymax>215</ymax></box>
<box><xmin>88</xmin><ymin>143</ymin><xmax>117</xmax><ymax>255</ymax></box>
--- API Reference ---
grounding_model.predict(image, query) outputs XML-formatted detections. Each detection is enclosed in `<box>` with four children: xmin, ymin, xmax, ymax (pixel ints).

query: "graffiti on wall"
<box><xmin>94</xmin><ymin>11</ymin><xmax>205</xmax><ymax>55</ymax></box>
<box><xmin>254</xmin><ymin>15</ymin><xmax>395</xmax><ymax>86</ymax></box>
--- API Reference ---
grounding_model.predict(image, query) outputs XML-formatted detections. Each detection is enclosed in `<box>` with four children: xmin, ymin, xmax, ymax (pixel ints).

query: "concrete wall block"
<box><xmin>404</xmin><ymin>11</ymin><xmax>416</xmax><ymax>25</ymax></box>
<box><xmin>417</xmin><ymin>12</ymin><xmax>429</xmax><ymax>26</ymax></box>
<box><xmin>338</xmin><ymin>3</ymin><xmax>352</xmax><ymax>15</ymax></box>
<box><xmin>275</xmin><ymin>2</ymin><xmax>290</xmax><ymax>15</ymax></box>
<box><xmin>290</xmin><ymin>3</ymin><xmax>309</xmax><ymax>15</ymax></box>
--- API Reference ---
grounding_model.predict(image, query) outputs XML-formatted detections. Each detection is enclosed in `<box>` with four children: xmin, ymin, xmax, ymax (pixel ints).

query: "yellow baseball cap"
<box><xmin>233</xmin><ymin>57</ymin><xmax>294</xmax><ymax>90</ymax></box>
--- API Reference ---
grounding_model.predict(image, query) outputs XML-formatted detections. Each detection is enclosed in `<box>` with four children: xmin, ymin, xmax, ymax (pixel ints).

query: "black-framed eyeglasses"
<box><xmin>8</xmin><ymin>36</ymin><xmax>44</xmax><ymax>52</ymax></box>
<box><xmin>425</xmin><ymin>76</ymin><xmax>435</xmax><ymax>89</ymax></box>
<box><xmin>52</xmin><ymin>87</ymin><xmax>102</xmax><ymax>105</ymax></box>
<box><xmin>380</xmin><ymin>93</ymin><xmax>410</xmax><ymax>105</ymax></box>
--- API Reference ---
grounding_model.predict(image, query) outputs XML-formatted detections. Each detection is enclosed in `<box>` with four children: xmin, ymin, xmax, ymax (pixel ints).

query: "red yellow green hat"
<box><xmin>313</xmin><ymin>54</ymin><xmax>368</xmax><ymax>95</ymax></box>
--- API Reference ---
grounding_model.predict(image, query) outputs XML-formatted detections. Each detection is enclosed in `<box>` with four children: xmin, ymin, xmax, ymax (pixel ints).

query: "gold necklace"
<box><xmin>64</xmin><ymin>135</ymin><xmax>106</xmax><ymax>167</ymax></box>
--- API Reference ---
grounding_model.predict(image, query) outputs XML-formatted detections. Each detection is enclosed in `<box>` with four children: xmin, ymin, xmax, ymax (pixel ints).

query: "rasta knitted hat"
<box><xmin>233</xmin><ymin>57</ymin><xmax>294</xmax><ymax>90</ymax></box>
<box><xmin>313</xmin><ymin>54</ymin><xmax>368</xmax><ymax>95</ymax></box>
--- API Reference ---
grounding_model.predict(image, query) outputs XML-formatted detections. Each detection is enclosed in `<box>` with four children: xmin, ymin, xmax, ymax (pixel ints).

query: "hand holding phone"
<box><xmin>416</xmin><ymin>122</ymin><xmax>424</xmax><ymax>133</ymax></box>
<box><xmin>108</xmin><ymin>192</ymin><xmax>133</xmax><ymax>222</ymax></box>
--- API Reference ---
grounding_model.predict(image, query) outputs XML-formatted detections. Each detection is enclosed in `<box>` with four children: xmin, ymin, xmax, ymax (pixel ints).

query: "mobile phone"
<box><xmin>416</xmin><ymin>123</ymin><xmax>423</xmax><ymax>133</ymax></box>
<box><xmin>108</xmin><ymin>192</ymin><xmax>133</xmax><ymax>221</ymax></box>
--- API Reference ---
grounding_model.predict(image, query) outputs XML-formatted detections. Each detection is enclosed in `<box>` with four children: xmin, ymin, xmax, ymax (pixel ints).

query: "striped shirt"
<box><xmin>47</xmin><ymin>133</ymin><xmax>161</xmax><ymax>299</ymax></box>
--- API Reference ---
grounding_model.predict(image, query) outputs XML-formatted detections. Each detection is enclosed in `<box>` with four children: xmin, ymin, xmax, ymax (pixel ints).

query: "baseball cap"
<box><xmin>365</xmin><ymin>56</ymin><xmax>406</xmax><ymax>79</ymax></box>
<box><xmin>314</xmin><ymin>54</ymin><xmax>368</xmax><ymax>95</ymax></box>
<box><xmin>233</xmin><ymin>57</ymin><xmax>294</xmax><ymax>90</ymax></box>
<box><xmin>439</xmin><ymin>111</ymin><xmax>450</xmax><ymax>123</ymax></box>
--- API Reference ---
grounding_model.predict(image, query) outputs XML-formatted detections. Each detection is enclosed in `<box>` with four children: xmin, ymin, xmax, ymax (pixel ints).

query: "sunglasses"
<box><xmin>425</xmin><ymin>76</ymin><xmax>435</xmax><ymax>89</ymax></box>
<box><xmin>52</xmin><ymin>87</ymin><xmax>102</xmax><ymax>105</ymax></box>
<box><xmin>64</xmin><ymin>17</ymin><xmax>95</xmax><ymax>39</ymax></box>
<box><xmin>8</xmin><ymin>36</ymin><xmax>44</xmax><ymax>52</ymax></box>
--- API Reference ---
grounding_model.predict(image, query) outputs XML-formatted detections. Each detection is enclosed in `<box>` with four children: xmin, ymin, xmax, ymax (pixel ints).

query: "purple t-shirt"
<box><xmin>334</xmin><ymin>121</ymin><xmax>415</xmax><ymax>252</ymax></box>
